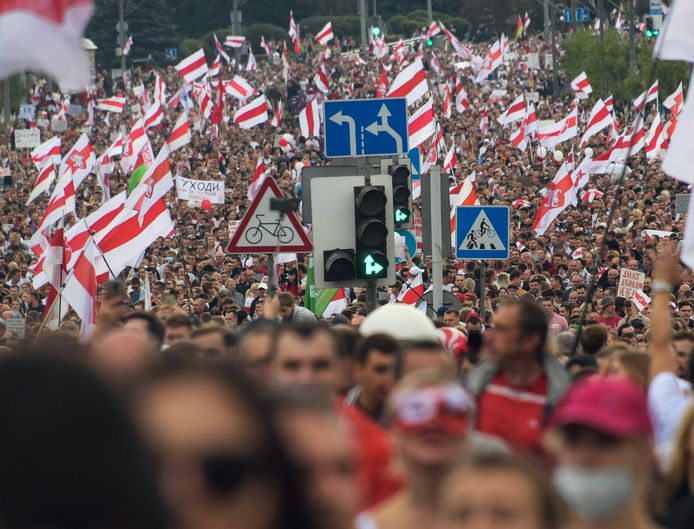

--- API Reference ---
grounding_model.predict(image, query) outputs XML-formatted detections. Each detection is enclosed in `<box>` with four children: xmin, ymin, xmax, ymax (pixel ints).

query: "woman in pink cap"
<box><xmin>546</xmin><ymin>376</ymin><xmax>660</xmax><ymax>529</ymax></box>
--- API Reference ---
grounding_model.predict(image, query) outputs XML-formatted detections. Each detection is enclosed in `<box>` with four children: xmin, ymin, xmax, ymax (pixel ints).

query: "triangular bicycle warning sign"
<box><xmin>227</xmin><ymin>177</ymin><xmax>313</xmax><ymax>254</ymax></box>
<box><xmin>459</xmin><ymin>210</ymin><xmax>506</xmax><ymax>252</ymax></box>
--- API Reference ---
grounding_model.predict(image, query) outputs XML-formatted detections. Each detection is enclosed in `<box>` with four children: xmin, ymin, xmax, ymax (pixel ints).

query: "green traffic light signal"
<box><xmin>372</xmin><ymin>26</ymin><xmax>382</xmax><ymax>37</ymax></box>
<box><xmin>645</xmin><ymin>29</ymin><xmax>653</xmax><ymax>37</ymax></box>
<box><xmin>395</xmin><ymin>208</ymin><xmax>410</xmax><ymax>223</ymax></box>
<box><xmin>362</xmin><ymin>254</ymin><xmax>386</xmax><ymax>277</ymax></box>
<box><xmin>426</xmin><ymin>38</ymin><xmax>433</xmax><ymax>47</ymax></box>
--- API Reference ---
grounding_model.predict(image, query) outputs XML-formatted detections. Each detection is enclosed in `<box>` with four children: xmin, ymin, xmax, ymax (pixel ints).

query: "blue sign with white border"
<box><xmin>455</xmin><ymin>206</ymin><xmax>510</xmax><ymax>260</ymax></box>
<box><xmin>397</xmin><ymin>229</ymin><xmax>418</xmax><ymax>257</ymax></box>
<box><xmin>408</xmin><ymin>147</ymin><xmax>421</xmax><ymax>180</ymax></box>
<box><xmin>323</xmin><ymin>98</ymin><xmax>409</xmax><ymax>158</ymax></box>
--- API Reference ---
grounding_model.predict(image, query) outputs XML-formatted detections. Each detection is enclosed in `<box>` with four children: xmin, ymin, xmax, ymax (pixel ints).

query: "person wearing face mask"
<box><xmin>546</xmin><ymin>376</ymin><xmax>660</xmax><ymax>529</ymax></box>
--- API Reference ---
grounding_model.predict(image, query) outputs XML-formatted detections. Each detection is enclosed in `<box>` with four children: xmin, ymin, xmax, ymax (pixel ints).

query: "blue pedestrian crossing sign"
<box><xmin>324</xmin><ymin>98</ymin><xmax>409</xmax><ymax>158</ymax></box>
<box><xmin>455</xmin><ymin>206</ymin><xmax>510</xmax><ymax>260</ymax></box>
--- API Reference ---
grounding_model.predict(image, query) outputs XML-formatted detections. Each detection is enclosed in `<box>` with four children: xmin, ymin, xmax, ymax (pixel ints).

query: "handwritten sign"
<box><xmin>5</xmin><ymin>318</ymin><xmax>25</xmax><ymax>339</ymax></box>
<box><xmin>14</xmin><ymin>129</ymin><xmax>40</xmax><ymax>149</ymax></box>
<box><xmin>617</xmin><ymin>269</ymin><xmax>646</xmax><ymax>300</ymax></box>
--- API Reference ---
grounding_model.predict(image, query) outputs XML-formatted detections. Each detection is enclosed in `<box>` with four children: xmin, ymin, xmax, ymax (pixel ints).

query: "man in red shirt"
<box><xmin>466</xmin><ymin>300</ymin><xmax>570</xmax><ymax>457</ymax></box>
<box><xmin>594</xmin><ymin>297</ymin><xmax>622</xmax><ymax>330</ymax></box>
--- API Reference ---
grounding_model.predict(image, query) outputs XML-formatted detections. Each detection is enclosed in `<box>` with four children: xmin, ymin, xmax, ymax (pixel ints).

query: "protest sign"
<box><xmin>176</xmin><ymin>176</ymin><xmax>225</xmax><ymax>204</ymax></box>
<box><xmin>617</xmin><ymin>269</ymin><xmax>646</xmax><ymax>299</ymax></box>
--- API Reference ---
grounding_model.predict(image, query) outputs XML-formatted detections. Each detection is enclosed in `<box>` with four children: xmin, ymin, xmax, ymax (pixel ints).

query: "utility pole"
<box><xmin>543</xmin><ymin>0</ymin><xmax>550</xmax><ymax>44</ymax></box>
<box><xmin>359</xmin><ymin>0</ymin><xmax>367</xmax><ymax>53</ymax></box>
<box><xmin>571</xmin><ymin>0</ymin><xmax>577</xmax><ymax>32</ymax></box>
<box><xmin>598</xmin><ymin>0</ymin><xmax>605</xmax><ymax>46</ymax></box>
<box><xmin>2</xmin><ymin>78</ymin><xmax>10</xmax><ymax>124</ymax></box>
<box><xmin>427</xmin><ymin>0</ymin><xmax>433</xmax><ymax>25</ymax></box>
<box><xmin>627</xmin><ymin>0</ymin><xmax>636</xmax><ymax>72</ymax></box>
<box><xmin>232</xmin><ymin>0</ymin><xmax>241</xmax><ymax>66</ymax></box>
<box><xmin>118</xmin><ymin>0</ymin><xmax>126</xmax><ymax>73</ymax></box>
<box><xmin>550</xmin><ymin>1</ymin><xmax>559</xmax><ymax>100</ymax></box>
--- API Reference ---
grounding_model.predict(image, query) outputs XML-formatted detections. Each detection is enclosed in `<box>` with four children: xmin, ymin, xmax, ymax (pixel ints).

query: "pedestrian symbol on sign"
<box><xmin>460</xmin><ymin>210</ymin><xmax>506</xmax><ymax>251</ymax></box>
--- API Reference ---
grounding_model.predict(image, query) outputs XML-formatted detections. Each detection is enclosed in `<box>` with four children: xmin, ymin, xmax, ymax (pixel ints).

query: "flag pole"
<box><xmin>89</xmin><ymin>231</ymin><xmax>116</xmax><ymax>279</ymax></box>
<box><xmin>34</xmin><ymin>268</ymin><xmax>76</xmax><ymax>340</ymax></box>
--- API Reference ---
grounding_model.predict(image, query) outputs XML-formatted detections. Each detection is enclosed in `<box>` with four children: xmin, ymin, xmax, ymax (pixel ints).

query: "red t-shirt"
<box><xmin>595</xmin><ymin>315</ymin><xmax>622</xmax><ymax>330</ymax></box>
<box><xmin>337</xmin><ymin>399</ymin><xmax>403</xmax><ymax>509</ymax></box>
<box><xmin>477</xmin><ymin>371</ymin><xmax>548</xmax><ymax>457</ymax></box>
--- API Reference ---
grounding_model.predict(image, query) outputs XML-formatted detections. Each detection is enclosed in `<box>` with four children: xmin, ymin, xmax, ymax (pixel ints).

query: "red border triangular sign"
<box><xmin>226</xmin><ymin>177</ymin><xmax>313</xmax><ymax>253</ymax></box>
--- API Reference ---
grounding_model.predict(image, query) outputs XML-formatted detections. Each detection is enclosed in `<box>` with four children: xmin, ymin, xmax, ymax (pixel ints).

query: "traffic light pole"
<box><xmin>479</xmin><ymin>261</ymin><xmax>486</xmax><ymax>324</ymax></box>
<box><xmin>118</xmin><ymin>0</ymin><xmax>126</xmax><ymax>73</ymax></box>
<box><xmin>430</xmin><ymin>165</ymin><xmax>444</xmax><ymax>315</ymax></box>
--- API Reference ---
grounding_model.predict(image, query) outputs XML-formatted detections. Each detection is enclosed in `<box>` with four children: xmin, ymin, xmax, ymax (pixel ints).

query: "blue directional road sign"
<box><xmin>324</xmin><ymin>98</ymin><xmax>409</xmax><ymax>158</ymax></box>
<box><xmin>164</xmin><ymin>47</ymin><xmax>178</xmax><ymax>60</ymax></box>
<box><xmin>455</xmin><ymin>206</ymin><xmax>510</xmax><ymax>260</ymax></box>
<box><xmin>408</xmin><ymin>147</ymin><xmax>421</xmax><ymax>181</ymax></box>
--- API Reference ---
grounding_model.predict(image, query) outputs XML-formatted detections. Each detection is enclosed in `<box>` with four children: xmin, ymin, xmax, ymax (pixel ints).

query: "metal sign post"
<box><xmin>479</xmin><ymin>261</ymin><xmax>486</xmax><ymax>324</ymax></box>
<box><xmin>430</xmin><ymin>165</ymin><xmax>444</xmax><ymax>314</ymax></box>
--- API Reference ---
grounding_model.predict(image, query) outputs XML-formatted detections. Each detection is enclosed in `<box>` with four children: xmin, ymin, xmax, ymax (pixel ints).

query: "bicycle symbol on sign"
<box><xmin>244</xmin><ymin>214</ymin><xmax>295</xmax><ymax>245</ymax></box>
<box><xmin>475</xmin><ymin>218</ymin><xmax>496</xmax><ymax>238</ymax></box>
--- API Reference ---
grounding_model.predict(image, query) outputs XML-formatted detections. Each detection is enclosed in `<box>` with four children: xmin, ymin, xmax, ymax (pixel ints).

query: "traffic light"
<box><xmin>309</xmin><ymin>173</ymin><xmax>395</xmax><ymax>288</ymax></box>
<box><xmin>323</xmin><ymin>248</ymin><xmax>356</xmax><ymax>282</ymax></box>
<box><xmin>645</xmin><ymin>16</ymin><xmax>659</xmax><ymax>38</ymax></box>
<box><xmin>426</xmin><ymin>37</ymin><xmax>434</xmax><ymax>47</ymax></box>
<box><xmin>390</xmin><ymin>163</ymin><xmax>412</xmax><ymax>228</ymax></box>
<box><xmin>371</xmin><ymin>25</ymin><xmax>382</xmax><ymax>37</ymax></box>
<box><xmin>354</xmin><ymin>185</ymin><xmax>389</xmax><ymax>279</ymax></box>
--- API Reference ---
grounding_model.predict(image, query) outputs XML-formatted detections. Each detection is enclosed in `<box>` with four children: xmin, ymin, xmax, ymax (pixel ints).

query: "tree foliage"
<box><xmin>561</xmin><ymin>29</ymin><xmax>688</xmax><ymax>102</ymax></box>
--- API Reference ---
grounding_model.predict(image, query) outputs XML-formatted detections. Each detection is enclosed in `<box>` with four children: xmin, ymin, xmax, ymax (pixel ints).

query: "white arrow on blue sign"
<box><xmin>323</xmin><ymin>98</ymin><xmax>409</xmax><ymax>158</ymax></box>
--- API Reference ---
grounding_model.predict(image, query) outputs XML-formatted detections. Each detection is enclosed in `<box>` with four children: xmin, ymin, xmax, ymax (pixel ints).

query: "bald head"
<box><xmin>90</xmin><ymin>329</ymin><xmax>159</xmax><ymax>381</ymax></box>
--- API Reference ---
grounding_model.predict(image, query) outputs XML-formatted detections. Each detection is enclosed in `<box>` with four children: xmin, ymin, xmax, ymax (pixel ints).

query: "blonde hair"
<box><xmin>462</xmin><ymin>277</ymin><xmax>476</xmax><ymax>293</ymax></box>
<box><xmin>610</xmin><ymin>350</ymin><xmax>650</xmax><ymax>389</ymax></box>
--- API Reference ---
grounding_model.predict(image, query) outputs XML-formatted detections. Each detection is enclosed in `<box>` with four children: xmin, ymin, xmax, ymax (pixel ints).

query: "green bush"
<box><xmin>179</xmin><ymin>38</ymin><xmax>208</xmax><ymax>60</ymax></box>
<box><xmin>561</xmin><ymin>28</ymin><xmax>688</xmax><ymax>102</ymax></box>
<box><xmin>297</xmin><ymin>15</ymin><xmax>362</xmax><ymax>40</ymax></box>
<box><xmin>387</xmin><ymin>10</ymin><xmax>470</xmax><ymax>40</ymax></box>
<box><xmin>244</xmin><ymin>23</ymin><xmax>289</xmax><ymax>51</ymax></box>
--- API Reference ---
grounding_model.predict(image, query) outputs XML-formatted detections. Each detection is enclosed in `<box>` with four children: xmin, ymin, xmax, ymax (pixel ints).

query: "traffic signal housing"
<box><xmin>310</xmin><ymin>174</ymin><xmax>395</xmax><ymax>288</ymax></box>
<box><xmin>645</xmin><ymin>17</ymin><xmax>659</xmax><ymax>38</ymax></box>
<box><xmin>390</xmin><ymin>163</ymin><xmax>412</xmax><ymax>229</ymax></box>
<box><xmin>354</xmin><ymin>185</ymin><xmax>389</xmax><ymax>279</ymax></box>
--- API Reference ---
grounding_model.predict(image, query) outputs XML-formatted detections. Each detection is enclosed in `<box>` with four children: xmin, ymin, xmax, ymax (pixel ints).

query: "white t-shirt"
<box><xmin>647</xmin><ymin>372</ymin><xmax>693</xmax><ymax>472</ymax></box>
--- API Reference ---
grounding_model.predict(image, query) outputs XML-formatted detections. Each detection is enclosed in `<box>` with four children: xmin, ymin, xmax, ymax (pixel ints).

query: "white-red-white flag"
<box><xmin>233</xmin><ymin>95</ymin><xmax>268</xmax><ymax>129</ymax></box>
<box><xmin>537</xmin><ymin>107</ymin><xmax>578</xmax><ymax>149</ymax></box>
<box><xmin>214</xmin><ymin>33</ymin><xmax>231</xmax><ymax>63</ymax></box>
<box><xmin>580</xmin><ymin>98</ymin><xmax>613</xmax><ymax>146</ymax></box>
<box><xmin>126</xmin><ymin>144</ymin><xmax>174</xmax><ymax>225</ymax></box>
<box><xmin>224</xmin><ymin>35</ymin><xmax>245</xmax><ymax>48</ymax></box>
<box><xmin>604</xmin><ymin>95</ymin><xmax>614</xmax><ymax>114</ymax></box>
<box><xmin>655</xmin><ymin>0</ymin><xmax>694</xmax><ymax>63</ymax></box>
<box><xmin>580</xmin><ymin>188</ymin><xmax>604</xmax><ymax>204</ymax></box>
<box><xmin>407</xmin><ymin>97</ymin><xmax>435</xmax><ymax>148</ymax></box>
<box><xmin>31</xmin><ymin>136</ymin><xmax>61</xmax><ymax>168</ymax></box>
<box><xmin>207</xmin><ymin>54</ymin><xmax>221</xmax><ymax>77</ymax></box>
<box><xmin>497</xmin><ymin>94</ymin><xmax>526</xmax><ymax>126</ymax></box>
<box><xmin>271</xmin><ymin>100</ymin><xmax>284</xmax><ymax>128</ymax></box>
<box><xmin>645</xmin><ymin>113</ymin><xmax>666</xmax><ymax>161</ymax></box>
<box><xmin>143</xmin><ymin>100</ymin><xmax>163</xmax><ymax>129</ymax></box>
<box><xmin>59</xmin><ymin>132</ymin><xmax>95</xmax><ymax>202</ymax></box>
<box><xmin>122</xmin><ymin>34</ymin><xmax>133</xmax><ymax>56</ymax></box>
<box><xmin>26</xmin><ymin>162</ymin><xmax>56</xmax><ymax>205</ymax></box>
<box><xmin>62</xmin><ymin>237</ymin><xmax>99</xmax><ymax>340</ymax></box>
<box><xmin>443</xmin><ymin>140</ymin><xmax>457</xmax><ymax>173</ymax></box>
<box><xmin>633</xmin><ymin>289</ymin><xmax>651</xmax><ymax>313</ymax></box>
<box><xmin>314</xmin><ymin>64</ymin><xmax>330</xmax><ymax>94</ymax></box>
<box><xmin>175</xmin><ymin>49</ymin><xmax>208</xmax><ymax>83</ymax></box>
<box><xmin>261</xmin><ymin>35</ymin><xmax>272</xmax><ymax>57</ymax></box>
<box><xmin>64</xmin><ymin>192</ymin><xmax>126</xmax><ymax>270</ymax></box>
<box><xmin>315</xmin><ymin>21</ymin><xmax>334</xmax><ymax>46</ymax></box>
<box><xmin>167</xmin><ymin>112</ymin><xmax>191</xmax><ymax>152</ymax></box>
<box><xmin>442</xmin><ymin>25</ymin><xmax>472</xmax><ymax>59</ymax></box>
<box><xmin>288</xmin><ymin>10</ymin><xmax>300</xmax><ymax>53</ymax></box>
<box><xmin>387</xmin><ymin>58</ymin><xmax>428</xmax><ymax>106</ymax></box>
<box><xmin>223</xmin><ymin>75</ymin><xmax>255</xmax><ymax>101</ymax></box>
<box><xmin>299</xmin><ymin>98</ymin><xmax>321</xmax><ymax>138</ymax></box>
<box><xmin>633</xmin><ymin>80</ymin><xmax>659</xmax><ymax>111</ymax></box>
<box><xmin>397</xmin><ymin>270</ymin><xmax>424</xmax><ymax>305</ymax></box>
<box><xmin>454</xmin><ymin>78</ymin><xmax>469</xmax><ymax>113</ymax></box>
<box><xmin>96</xmin><ymin>96</ymin><xmax>125</xmax><ymax>113</ymax></box>
<box><xmin>443</xmin><ymin>84</ymin><xmax>452</xmax><ymax>119</ymax></box>
<box><xmin>449</xmin><ymin>174</ymin><xmax>479</xmax><ymax>239</ymax></box>
<box><xmin>246</xmin><ymin>47</ymin><xmax>257</xmax><ymax>72</ymax></box>
<box><xmin>0</xmin><ymin>0</ymin><xmax>94</xmax><ymax>91</ymax></box>
<box><xmin>248</xmin><ymin>157</ymin><xmax>268</xmax><ymax>201</ymax></box>
<box><xmin>663</xmin><ymin>82</ymin><xmax>684</xmax><ymax>116</ymax></box>
<box><xmin>570</xmin><ymin>71</ymin><xmax>592</xmax><ymax>99</ymax></box>
<box><xmin>532</xmin><ymin>155</ymin><xmax>578</xmax><ymax>235</ymax></box>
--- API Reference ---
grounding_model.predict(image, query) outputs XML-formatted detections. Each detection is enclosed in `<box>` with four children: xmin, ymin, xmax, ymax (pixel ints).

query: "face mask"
<box><xmin>553</xmin><ymin>466</ymin><xmax>634</xmax><ymax>520</ymax></box>
<box><xmin>167</xmin><ymin>256</ymin><xmax>174</xmax><ymax>264</ymax></box>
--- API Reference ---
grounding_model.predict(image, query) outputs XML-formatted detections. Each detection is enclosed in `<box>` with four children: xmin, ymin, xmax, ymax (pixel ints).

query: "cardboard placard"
<box><xmin>14</xmin><ymin>129</ymin><xmax>41</xmax><ymax>149</ymax></box>
<box><xmin>617</xmin><ymin>269</ymin><xmax>646</xmax><ymax>300</ymax></box>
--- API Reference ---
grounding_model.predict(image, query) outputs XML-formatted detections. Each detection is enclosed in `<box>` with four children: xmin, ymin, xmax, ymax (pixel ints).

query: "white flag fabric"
<box><xmin>655</xmin><ymin>0</ymin><xmax>694</xmax><ymax>62</ymax></box>
<box><xmin>663</xmin><ymin>81</ymin><xmax>694</xmax><ymax>184</ymax></box>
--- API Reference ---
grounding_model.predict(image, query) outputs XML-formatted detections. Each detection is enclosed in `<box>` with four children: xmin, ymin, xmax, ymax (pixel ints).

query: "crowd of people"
<box><xmin>0</xmin><ymin>7</ymin><xmax>693</xmax><ymax>529</ymax></box>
